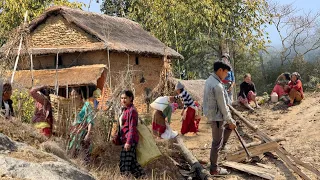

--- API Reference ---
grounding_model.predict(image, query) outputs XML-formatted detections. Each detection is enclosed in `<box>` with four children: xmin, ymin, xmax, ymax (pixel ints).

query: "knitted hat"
<box><xmin>175</xmin><ymin>81</ymin><xmax>184</xmax><ymax>90</ymax></box>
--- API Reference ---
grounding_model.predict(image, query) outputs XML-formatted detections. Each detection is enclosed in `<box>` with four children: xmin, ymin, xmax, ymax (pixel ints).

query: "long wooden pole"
<box><xmin>107</xmin><ymin>47</ymin><xmax>112</xmax><ymax>92</ymax></box>
<box><xmin>11</xmin><ymin>11</ymin><xmax>28</xmax><ymax>84</ymax></box>
<box><xmin>30</xmin><ymin>53</ymin><xmax>34</xmax><ymax>86</ymax></box>
<box><xmin>0</xmin><ymin>79</ymin><xmax>3</xmax><ymax>107</ymax></box>
<box><xmin>55</xmin><ymin>53</ymin><xmax>59</xmax><ymax>95</ymax></box>
<box><xmin>175</xmin><ymin>136</ymin><xmax>213</xmax><ymax>180</ymax></box>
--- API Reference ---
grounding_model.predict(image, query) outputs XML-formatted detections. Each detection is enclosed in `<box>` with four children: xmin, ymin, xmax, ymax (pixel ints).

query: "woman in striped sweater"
<box><xmin>170</xmin><ymin>82</ymin><xmax>197</xmax><ymax>135</ymax></box>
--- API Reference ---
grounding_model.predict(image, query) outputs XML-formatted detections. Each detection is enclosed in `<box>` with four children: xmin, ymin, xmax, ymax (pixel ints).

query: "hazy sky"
<box><xmin>70</xmin><ymin>0</ymin><xmax>320</xmax><ymax>46</ymax></box>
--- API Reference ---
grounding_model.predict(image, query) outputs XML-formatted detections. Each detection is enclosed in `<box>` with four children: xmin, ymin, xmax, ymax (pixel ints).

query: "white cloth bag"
<box><xmin>161</xmin><ymin>123</ymin><xmax>178</xmax><ymax>139</ymax></box>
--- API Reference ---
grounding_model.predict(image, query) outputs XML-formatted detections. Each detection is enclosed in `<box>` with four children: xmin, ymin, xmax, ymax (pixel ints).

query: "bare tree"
<box><xmin>268</xmin><ymin>1</ymin><xmax>320</xmax><ymax>65</ymax></box>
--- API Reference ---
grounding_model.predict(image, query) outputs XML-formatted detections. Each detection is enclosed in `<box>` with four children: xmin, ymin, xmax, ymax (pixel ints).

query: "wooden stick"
<box><xmin>66</xmin><ymin>83</ymin><xmax>69</xmax><ymax>99</ymax></box>
<box><xmin>54</xmin><ymin>53</ymin><xmax>59</xmax><ymax>95</ymax></box>
<box><xmin>228</xmin><ymin>105</ymin><xmax>258</xmax><ymax>131</ymax></box>
<box><xmin>0</xmin><ymin>79</ymin><xmax>3</xmax><ymax>107</ymax></box>
<box><xmin>11</xmin><ymin>11</ymin><xmax>28</xmax><ymax>84</ymax></box>
<box><xmin>107</xmin><ymin>47</ymin><xmax>112</xmax><ymax>92</ymax></box>
<box><xmin>30</xmin><ymin>53</ymin><xmax>34</xmax><ymax>87</ymax></box>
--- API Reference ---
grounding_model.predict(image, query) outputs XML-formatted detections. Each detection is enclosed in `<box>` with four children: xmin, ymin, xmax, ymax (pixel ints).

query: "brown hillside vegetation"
<box><xmin>0</xmin><ymin>117</ymin><xmax>183</xmax><ymax>180</ymax></box>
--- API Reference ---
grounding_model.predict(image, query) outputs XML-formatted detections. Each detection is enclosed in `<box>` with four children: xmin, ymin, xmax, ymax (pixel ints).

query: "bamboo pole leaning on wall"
<box><xmin>11</xmin><ymin>11</ymin><xmax>28</xmax><ymax>84</ymax></box>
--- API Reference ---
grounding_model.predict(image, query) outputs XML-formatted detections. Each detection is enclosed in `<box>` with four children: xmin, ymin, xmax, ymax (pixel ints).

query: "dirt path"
<box><xmin>170</xmin><ymin>92</ymin><xmax>320</xmax><ymax>179</ymax></box>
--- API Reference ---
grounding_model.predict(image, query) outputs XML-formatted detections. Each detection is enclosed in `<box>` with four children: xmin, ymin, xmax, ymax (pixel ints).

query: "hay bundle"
<box><xmin>50</xmin><ymin>94</ymin><xmax>83</xmax><ymax>138</ymax></box>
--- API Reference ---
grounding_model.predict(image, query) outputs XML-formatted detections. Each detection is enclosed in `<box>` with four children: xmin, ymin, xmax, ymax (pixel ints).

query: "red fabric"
<box><xmin>272</xmin><ymin>84</ymin><xmax>287</xmax><ymax>98</ymax></box>
<box><xmin>238</xmin><ymin>90</ymin><xmax>256</xmax><ymax>104</ymax></box>
<box><xmin>221</xmin><ymin>80</ymin><xmax>231</xmax><ymax>84</ymax></box>
<box><xmin>194</xmin><ymin>118</ymin><xmax>200</xmax><ymax>132</ymax></box>
<box><xmin>41</xmin><ymin>127</ymin><xmax>51</xmax><ymax>137</ymax></box>
<box><xmin>152</xmin><ymin>122</ymin><xmax>166</xmax><ymax>136</ymax></box>
<box><xmin>181</xmin><ymin>107</ymin><xmax>197</xmax><ymax>134</ymax></box>
<box><xmin>288</xmin><ymin>80</ymin><xmax>304</xmax><ymax>99</ymax></box>
<box><xmin>120</xmin><ymin>105</ymin><xmax>139</xmax><ymax>145</ymax></box>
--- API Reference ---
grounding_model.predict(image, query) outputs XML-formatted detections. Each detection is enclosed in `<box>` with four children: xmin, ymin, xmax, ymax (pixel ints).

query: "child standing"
<box><xmin>194</xmin><ymin>101</ymin><xmax>201</xmax><ymax>133</ymax></box>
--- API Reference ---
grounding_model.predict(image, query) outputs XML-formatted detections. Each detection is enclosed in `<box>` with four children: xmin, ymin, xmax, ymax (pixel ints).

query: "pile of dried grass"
<box><xmin>0</xmin><ymin>117</ymin><xmax>47</xmax><ymax>147</ymax></box>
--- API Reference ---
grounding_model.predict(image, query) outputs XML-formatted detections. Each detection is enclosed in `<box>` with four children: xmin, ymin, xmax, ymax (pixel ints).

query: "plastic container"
<box><xmin>271</xmin><ymin>92</ymin><xmax>278</xmax><ymax>103</ymax></box>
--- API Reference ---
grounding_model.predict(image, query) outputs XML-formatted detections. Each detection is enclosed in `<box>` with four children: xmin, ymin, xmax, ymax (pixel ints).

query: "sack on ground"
<box><xmin>136</xmin><ymin>121</ymin><xmax>162</xmax><ymax>166</ymax></box>
<box><xmin>161</xmin><ymin>123</ymin><xmax>178</xmax><ymax>140</ymax></box>
<box><xmin>150</xmin><ymin>96</ymin><xmax>170</xmax><ymax>111</ymax></box>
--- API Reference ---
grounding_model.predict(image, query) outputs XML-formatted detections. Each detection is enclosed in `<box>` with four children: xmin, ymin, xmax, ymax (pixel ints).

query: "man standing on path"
<box><xmin>203</xmin><ymin>61</ymin><xmax>237</xmax><ymax>175</ymax></box>
<box><xmin>221</xmin><ymin>53</ymin><xmax>235</xmax><ymax>104</ymax></box>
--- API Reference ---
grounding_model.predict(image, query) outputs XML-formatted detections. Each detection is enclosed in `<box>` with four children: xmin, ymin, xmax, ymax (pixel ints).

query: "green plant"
<box><xmin>11</xmin><ymin>89</ymin><xmax>34</xmax><ymax>123</ymax></box>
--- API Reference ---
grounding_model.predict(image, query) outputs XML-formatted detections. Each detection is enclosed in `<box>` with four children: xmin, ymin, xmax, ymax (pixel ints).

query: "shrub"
<box><xmin>11</xmin><ymin>89</ymin><xmax>34</xmax><ymax>123</ymax></box>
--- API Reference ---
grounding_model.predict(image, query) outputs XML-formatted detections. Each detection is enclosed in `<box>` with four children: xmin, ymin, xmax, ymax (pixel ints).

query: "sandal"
<box><xmin>210</xmin><ymin>167</ymin><xmax>230</xmax><ymax>175</ymax></box>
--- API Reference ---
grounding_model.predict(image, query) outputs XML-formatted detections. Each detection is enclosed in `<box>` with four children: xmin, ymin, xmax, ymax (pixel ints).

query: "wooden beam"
<box><xmin>226</xmin><ymin>141</ymin><xmax>278</xmax><ymax>162</ymax></box>
<box><xmin>222</xmin><ymin>161</ymin><xmax>276</xmax><ymax>180</ymax></box>
<box><xmin>235</xmin><ymin>138</ymin><xmax>285</xmax><ymax>150</ymax></box>
<box><xmin>257</xmin><ymin>130</ymin><xmax>316</xmax><ymax>180</ymax></box>
<box><xmin>175</xmin><ymin>136</ymin><xmax>213</xmax><ymax>180</ymax></box>
<box><xmin>277</xmin><ymin>147</ymin><xmax>320</xmax><ymax>177</ymax></box>
<box><xmin>229</xmin><ymin>105</ymin><xmax>313</xmax><ymax>180</ymax></box>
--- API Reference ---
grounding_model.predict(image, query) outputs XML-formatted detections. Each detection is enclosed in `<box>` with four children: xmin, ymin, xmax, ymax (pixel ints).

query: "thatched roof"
<box><xmin>169</xmin><ymin>78</ymin><xmax>205</xmax><ymax>104</ymax></box>
<box><xmin>6</xmin><ymin>6</ymin><xmax>182</xmax><ymax>59</ymax></box>
<box><xmin>9</xmin><ymin>64</ymin><xmax>106</xmax><ymax>88</ymax></box>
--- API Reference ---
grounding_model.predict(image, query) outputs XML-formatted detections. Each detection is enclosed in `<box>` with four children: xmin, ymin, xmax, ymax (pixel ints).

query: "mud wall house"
<box><xmin>3</xmin><ymin>6</ymin><xmax>182</xmax><ymax>113</ymax></box>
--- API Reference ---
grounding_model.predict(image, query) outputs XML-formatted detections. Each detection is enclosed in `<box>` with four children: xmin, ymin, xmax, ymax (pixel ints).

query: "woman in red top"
<box><xmin>118</xmin><ymin>90</ymin><xmax>145</xmax><ymax>178</ymax></box>
<box><xmin>287</xmin><ymin>72</ymin><xmax>304</xmax><ymax>107</ymax></box>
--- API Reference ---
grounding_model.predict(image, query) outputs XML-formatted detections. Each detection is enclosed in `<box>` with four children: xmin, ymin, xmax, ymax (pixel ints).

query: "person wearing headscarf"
<box><xmin>152</xmin><ymin>101</ymin><xmax>178</xmax><ymax>138</ymax></box>
<box><xmin>271</xmin><ymin>72</ymin><xmax>291</xmax><ymax>101</ymax></box>
<box><xmin>30</xmin><ymin>86</ymin><xmax>53</xmax><ymax>137</ymax></box>
<box><xmin>93</xmin><ymin>88</ymin><xmax>101</xmax><ymax>109</ymax></box>
<box><xmin>286</xmin><ymin>72</ymin><xmax>304</xmax><ymax>107</ymax></box>
<box><xmin>68</xmin><ymin>87</ymin><xmax>98</xmax><ymax>163</ymax></box>
<box><xmin>170</xmin><ymin>82</ymin><xmax>197</xmax><ymax>135</ymax></box>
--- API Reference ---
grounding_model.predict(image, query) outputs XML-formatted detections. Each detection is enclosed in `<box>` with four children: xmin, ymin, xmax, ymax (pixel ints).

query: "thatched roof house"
<box><xmin>2</xmin><ymin>6</ymin><xmax>182</xmax><ymax>113</ymax></box>
<box><xmin>3</xmin><ymin>6</ymin><xmax>182</xmax><ymax>59</ymax></box>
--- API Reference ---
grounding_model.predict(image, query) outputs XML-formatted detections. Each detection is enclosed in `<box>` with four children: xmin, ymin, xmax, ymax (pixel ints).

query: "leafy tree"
<box><xmin>0</xmin><ymin>0</ymin><xmax>83</xmax><ymax>45</ymax></box>
<box><xmin>101</xmin><ymin>0</ymin><xmax>271</xmax><ymax>79</ymax></box>
<box><xmin>101</xmin><ymin>0</ymin><xmax>132</xmax><ymax>17</ymax></box>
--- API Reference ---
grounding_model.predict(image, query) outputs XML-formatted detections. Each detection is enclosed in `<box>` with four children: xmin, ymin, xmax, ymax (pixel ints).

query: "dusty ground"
<box><xmin>170</xmin><ymin>92</ymin><xmax>320</xmax><ymax>180</ymax></box>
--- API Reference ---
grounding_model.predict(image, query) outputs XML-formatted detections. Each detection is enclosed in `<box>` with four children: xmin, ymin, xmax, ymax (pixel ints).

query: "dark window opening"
<box><xmin>135</xmin><ymin>56</ymin><xmax>139</xmax><ymax>65</ymax></box>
